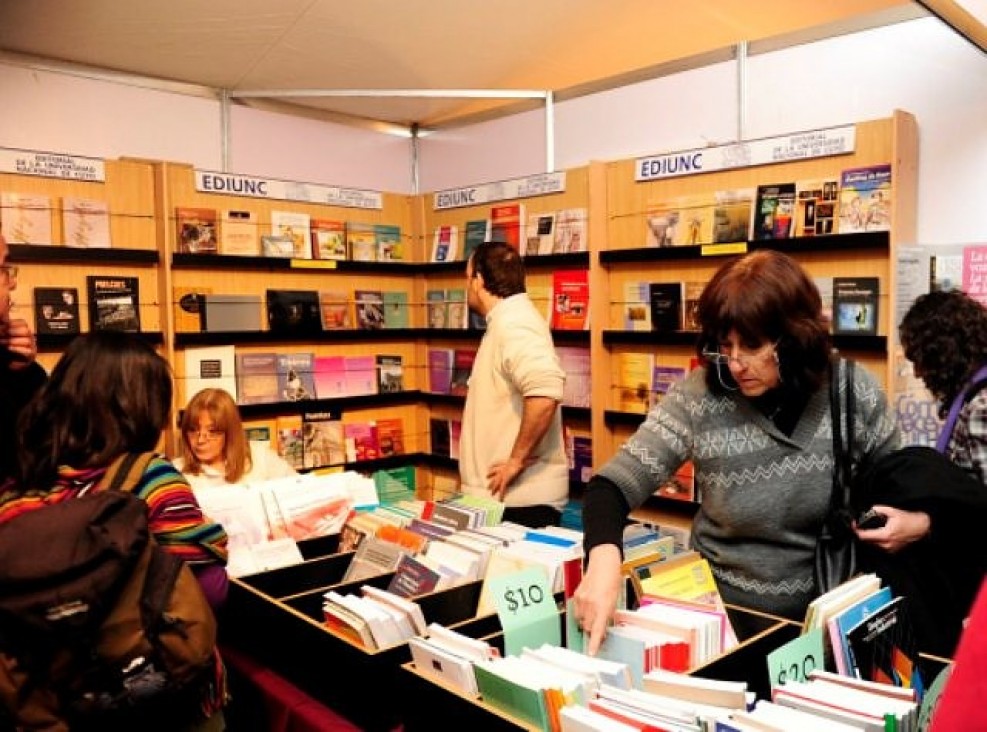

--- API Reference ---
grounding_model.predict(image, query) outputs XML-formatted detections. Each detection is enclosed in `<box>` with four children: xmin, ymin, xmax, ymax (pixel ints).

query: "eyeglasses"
<box><xmin>0</xmin><ymin>265</ymin><xmax>19</xmax><ymax>285</ymax></box>
<box><xmin>701</xmin><ymin>341</ymin><xmax>778</xmax><ymax>370</ymax></box>
<box><xmin>186</xmin><ymin>427</ymin><xmax>224</xmax><ymax>442</ymax></box>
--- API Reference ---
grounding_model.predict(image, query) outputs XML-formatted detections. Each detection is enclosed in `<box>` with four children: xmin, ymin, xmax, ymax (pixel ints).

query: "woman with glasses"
<box><xmin>574</xmin><ymin>250</ymin><xmax>900</xmax><ymax>653</ymax></box>
<box><xmin>175</xmin><ymin>387</ymin><xmax>297</xmax><ymax>491</ymax></box>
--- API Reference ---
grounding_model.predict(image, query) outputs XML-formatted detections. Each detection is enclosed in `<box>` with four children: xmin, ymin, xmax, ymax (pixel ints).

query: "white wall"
<box><xmin>419</xmin><ymin>17</ymin><xmax>987</xmax><ymax>245</ymax></box>
<box><xmin>0</xmin><ymin>62</ymin><xmax>413</xmax><ymax>192</ymax></box>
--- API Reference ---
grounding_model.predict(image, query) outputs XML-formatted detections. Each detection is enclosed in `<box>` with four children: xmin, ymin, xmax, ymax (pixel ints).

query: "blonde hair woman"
<box><xmin>175</xmin><ymin>388</ymin><xmax>296</xmax><ymax>490</ymax></box>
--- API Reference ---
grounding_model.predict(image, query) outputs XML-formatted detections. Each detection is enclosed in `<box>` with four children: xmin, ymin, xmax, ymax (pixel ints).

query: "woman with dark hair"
<box><xmin>574</xmin><ymin>250</ymin><xmax>901</xmax><ymax>653</ymax></box>
<box><xmin>900</xmin><ymin>289</ymin><xmax>987</xmax><ymax>482</ymax></box>
<box><xmin>1</xmin><ymin>331</ymin><xmax>229</xmax><ymax>729</ymax></box>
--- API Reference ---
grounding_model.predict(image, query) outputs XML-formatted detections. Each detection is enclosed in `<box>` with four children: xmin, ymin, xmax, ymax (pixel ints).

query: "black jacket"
<box><xmin>852</xmin><ymin>445</ymin><xmax>987</xmax><ymax>657</ymax></box>
<box><xmin>0</xmin><ymin>361</ymin><xmax>47</xmax><ymax>482</ymax></box>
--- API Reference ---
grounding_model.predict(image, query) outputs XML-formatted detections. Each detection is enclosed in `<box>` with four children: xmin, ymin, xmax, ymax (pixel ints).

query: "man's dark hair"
<box><xmin>470</xmin><ymin>241</ymin><xmax>526</xmax><ymax>298</ymax></box>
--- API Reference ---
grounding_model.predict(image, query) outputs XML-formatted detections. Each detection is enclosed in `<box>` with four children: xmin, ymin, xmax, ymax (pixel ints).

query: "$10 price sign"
<box><xmin>488</xmin><ymin>566</ymin><xmax>560</xmax><ymax>656</ymax></box>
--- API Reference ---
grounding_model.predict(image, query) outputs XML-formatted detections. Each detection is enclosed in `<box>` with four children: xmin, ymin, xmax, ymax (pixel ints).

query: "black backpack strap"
<box><xmin>829</xmin><ymin>359</ymin><xmax>856</xmax><ymax>512</ymax></box>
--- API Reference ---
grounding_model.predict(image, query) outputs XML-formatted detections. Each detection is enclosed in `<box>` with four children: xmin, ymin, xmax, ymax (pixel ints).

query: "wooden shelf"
<box><xmin>175</xmin><ymin>328</ymin><xmax>437</xmax><ymax>347</ymax></box>
<box><xmin>9</xmin><ymin>244</ymin><xmax>159</xmax><ymax>265</ymax></box>
<box><xmin>236</xmin><ymin>390</ymin><xmax>424</xmax><ymax>419</ymax></box>
<box><xmin>172</xmin><ymin>252</ymin><xmax>418</xmax><ymax>274</ymax></box>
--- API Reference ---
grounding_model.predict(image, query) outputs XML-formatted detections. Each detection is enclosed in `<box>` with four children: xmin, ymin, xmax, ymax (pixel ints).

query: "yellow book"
<box><xmin>615</xmin><ymin>352</ymin><xmax>655</xmax><ymax>413</ymax></box>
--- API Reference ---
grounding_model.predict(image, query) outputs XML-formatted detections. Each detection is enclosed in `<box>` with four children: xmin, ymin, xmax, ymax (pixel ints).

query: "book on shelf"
<box><xmin>567</xmin><ymin>433</ymin><xmax>593</xmax><ymax>484</ymax></box>
<box><xmin>832</xmin><ymin>277</ymin><xmax>879</xmax><ymax>336</ymax></box>
<box><xmin>828</xmin><ymin>585</ymin><xmax>894</xmax><ymax>676</ymax></box>
<box><xmin>445</xmin><ymin>288</ymin><xmax>468</xmax><ymax>330</ymax></box>
<box><xmin>551</xmin><ymin>269</ymin><xmax>590</xmax><ymax>330</ymax></box>
<box><xmin>375</xmin><ymin>223</ymin><xmax>403</xmax><ymax>261</ymax></box>
<box><xmin>183</xmin><ymin>345</ymin><xmax>237</xmax><ymax>403</ymax></box>
<box><xmin>556</xmin><ymin>346</ymin><xmax>591</xmax><ymax>408</ymax></box>
<box><xmin>1</xmin><ymin>192</ymin><xmax>52</xmax><ymax>245</ymax></box>
<box><xmin>375</xmin><ymin>417</ymin><xmax>405</xmax><ymax>458</ymax></box>
<box><xmin>61</xmin><ymin>197</ymin><xmax>111</xmax><ymax>248</ymax></box>
<box><xmin>463</xmin><ymin>219</ymin><xmax>488</xmax><ymax>260</ymax></box>
<box><xmin>266</xmin><ymin>289</ymin><xmax>321</xmax><ymax>335</ymax></box>
<box><xmin>449</xmin><ymin>348</ymin><xmax>476</xmax><ymax>396</ymax></box>
<box><xmin>343</xmin><ymin>354</ymin><xmax>377</xmax><ymax>396</ymax></box>
<box><xmin>624</xmin><ymin>281</ymin><xmax>652</xmax><ymax>331</ymax></box>
<box><xmin>33</xmin><ymin>287</ymin><xmax>80</xmax><ymax>336</ymax></box>
<box><xmin>353</xmin><ymin>289</ymin><xmax>385</xmax><ymax>330</ymax></box>
<box><xmin>615</xmin><ymin>351</ymin><xmax>655</xmax><ymax>414</ymax></box>
<box><xmin>201</xmin><ymin>293</ymin><xmax>263</xmax><ymax>333</ymax></box>
<box><xmin>342</xmin><ymin>534</ymin><xmax>410</xmax><ymax>584</ymax></box>
<box><xmin>318</xmin><ymin>289</ymin><xmax>352</xmax><ymax>330</ymax></box>
<box><xmin>167</xmin><ymin>287</ymin><xmax>197</xmax><ymax>333</ymax></box>
<box><xmin>838</xmin><ymin>163</ymin><xmax>892</xmax><ymax>234</ymax></box>
<box><xmin>219</xmin><ymin>209</ymin><xmax>259</xmax><ymax>256</ymax></box>
<box><xmin>649</xmin><ymin>282</ymin><xmax>684</xmax><ymax>332</ymax></box>
<box><xmin>844</xmin><ymin>594</ymin><xmax>924</xmax><ymax>693</ymax></box>
<box><xmin>645</xmin><ymin>195</ymin><xmax>713</xmax><ymax>247</ymax></box>
<box><xmin>429</xmin><ymin>417</ymin><xmax>452</xmax><ymax>457</ymax></box>
<box><xmin>795</xmin><ymin>177</ymin><xmax>839</xmax><ymax>237</ymax></box>
<box><xmin>86</xmin><ymin>275</ymin><xmax>140</xmax><ymax>332</ymax></box>
<box><xmin>813</xmin><ymin>276</ymin><xmax>835</xmax><ymax>329</ymax></box>
<box><xmin>276</xmin><ymin>352</ymin><xmax>316</xmax><ymax>402</ymax></box>
<box><xmin>427</xmin><ymin>348</ymin><xmax>454</xmax><ymax>394</ymax></box>
<box><xmin>270</xmin><ymin>210</ymin><xmax>311</xmax><ymax>258</ymax></box>
<box><xmin>553</xmin><ymin>207</ymin><xmax>587</xmax><ymax>253</ymax></box>
<box><xmin>274</xmin><ymin>414</ymin><xmax>305</xmax><ymax>470</ymax></box>
<box><xmin>375</xmin><ymin>354</ymin><xmax>404</xmax><ymax>393</ymax></box>
<box><xmin>752</xmin><ymin>182</ymin><xmax>797</xmax><ymax>240</ymax></box>
<box><xmin>650</xmin><ymin>364</ymin><xmax>686</xmax><ymax>409</ymax></box>
<box><xmin>310</xmin><ymin>218</ymin><xmax>347</xmax><ymax>260</ymax></box>
<box><xmin>431</xmin><ymin>224</ymin><xmax>458</xmax><ymax>262</ymax></box>
<box><xmin>712</xmin><ymin>188</ymin><xmax>755</xmax><ymax>244</ymax></box>
<box><xmin>930</xmin><ymin>252</ymin><xmax>962</xmax><ymax>292</ymax></box>
<box><xmin>347</xmin><ymin>222</ymin><xmax>377</xmax><ymax>261</ymax></box>
<box><xmin>260</xmin><ymin>233</ymin><xmax>294</xmax><ymax>258</ymax></box>
<box><xmin>682</xmin><ymin>280</ymin><xmax>705</xmax><ymax>332</ymax></box>
<box><xmin>301</xmin><ymin>410</ymin><xmax>344</xmax><ymax>469</ymax></box>
<box><xmin>386</xmin><ymin>552</ymin><xmax>444</xmax><ymax>598</ymax></box>
<box><xmin>382</xmin><ymin>290</ymin><xmax>409</xmax><ymax>329</ymax></box>
<box><xmin>175</xmin><ymin>206</ymin><xmax>218</xmax><ymax>254</ymax></box>
<box><xmin>313</xmin><ymin>355</ymin><xmax>347</xmax><ymax>399</ymax></box>
<box><xmin>526</xmin><ymin>211</ymin><xmax>556</xmax><ymax>255</ymax></box>
<box><xmin>449</xmin><ymin>418</ymin><xmax>462</xmax><ymax>459</ymax></box>
<box><xmin>235</xmin><ymin>352</ymin><xmax>279</xmax><ymax>405</ymax></box>
<box><xmin>490</xmin><ymin>203</ymin><xmax>525</xmax><ymax>252</ymax></box>
<box><xmin>344</xmin><ymin>421</ymin><xmax>380</xmax><ymax>462</ymax></box>
<box><xmin>426</xmin><ymin>288</ymin><xmax>447</xmax><ymax>329</ymax></box>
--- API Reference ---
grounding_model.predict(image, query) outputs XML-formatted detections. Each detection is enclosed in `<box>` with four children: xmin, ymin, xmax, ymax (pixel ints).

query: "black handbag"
<box><xmin>814</xmin><ymin>359</ymin><xmax>857</xmax><ymax>594</ymax></box>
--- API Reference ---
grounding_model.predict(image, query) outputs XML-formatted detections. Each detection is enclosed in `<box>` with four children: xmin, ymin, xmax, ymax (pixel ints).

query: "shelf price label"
<box><xmin>489</xmin><ymin>566</ymin><xmax>559</xmax><ymax>656</ymax></box>
<box><xmin>766</xmin><ymin>627</ymin><xmax>824</xmax><ymax>692</ymax></box>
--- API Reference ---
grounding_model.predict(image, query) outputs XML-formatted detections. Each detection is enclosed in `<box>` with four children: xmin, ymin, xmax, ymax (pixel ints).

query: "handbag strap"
<box><xmin>936</xmin><ymin>364</ymin><xmax>987</xmax><ymax>453</ymax></box>
<box><xmin>829</xmin><ymin>359</ymin><xmax>856</xmax><ymax>511</ymax></box>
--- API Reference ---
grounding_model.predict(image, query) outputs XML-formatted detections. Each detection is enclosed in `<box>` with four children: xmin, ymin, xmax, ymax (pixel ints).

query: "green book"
<box><xmin>382</xmin><ymin>290</ymin><xmax>409</xmax><ymax>329</ymax></box>
<box><xmin>463</xmin><ymin>219</ymin><xmax>488</xmax><ymax>260</ymax></box>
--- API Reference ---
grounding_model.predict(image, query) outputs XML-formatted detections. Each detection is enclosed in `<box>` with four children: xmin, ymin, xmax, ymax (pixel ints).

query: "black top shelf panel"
<box><xmin>9</xmin><ymin>245</ymin><xmax>159</xmax><ymax>265</ymax></box>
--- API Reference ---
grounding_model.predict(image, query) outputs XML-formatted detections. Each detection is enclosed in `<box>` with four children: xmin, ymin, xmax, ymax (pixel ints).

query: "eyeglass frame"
<box><xmin>185</xmin><ymin>427</ymin><xmax>226</xmax><ymax>442</ymax></box>
<box><xmin>0</xmin><ymin>265</ymin><xmax>19</xmax><ymax>285</ymax></box>
<box><xmin>701</xmin><ymin>340</ymin><xmax>780</xmax><ymax>370</ymax></box>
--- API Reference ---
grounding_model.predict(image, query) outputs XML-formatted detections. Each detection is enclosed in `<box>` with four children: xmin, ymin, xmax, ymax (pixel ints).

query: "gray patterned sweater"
<box><xmin>598</xmin><ymin>360</ymin><xmax>899</xmax><ymax>619</ymax></box>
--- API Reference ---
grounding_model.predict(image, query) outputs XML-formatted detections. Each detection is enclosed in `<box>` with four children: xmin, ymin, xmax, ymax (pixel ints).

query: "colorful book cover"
<box><xmin>449</xmin><ymin>348</ymin><xmax>476</xmax><ymax>396</ymax></box>
<box><xmin>260</xmin><ymin>233</ymin><xmax>295</xmax><ymax>258</ymax></box>
<box><xmin>354</xmin><ymin>289</ymin><xmax>385</xmax><ymax>330</ymax></box>
<box><xmin>61</xmin><ymin>197</ymin><xmax>111</xmax><ymax>248</ymax></box>
<box><xmin>276</xmin><ymin>352</ymin><xmax>316</xmax><ymax>402</ymax></box>
<box><xmin>375</xmin><ymin>417</ymin><xmax>405</xmax><ymax>457</ymax></box>
<box><xmin>795</xmin><ymin>177</ymin><xmax>839</xmax><ymax>237</ymax></box>
<box><xmin>645</xmin><ymin>195</ymin><xmax>712</xmax><ymax>247</ymax></box>
<box><xmin>318</xmin><ymin>289</ymin><xmax>352</xmax><ymax>330</ymax></box>
<box><xmin>568</xmin><ymin>434</ymin><xmax>593</xmax><ymax>484</ymax></box>
<box><xmin>838</xmin><ymin>164</ymin><xmax>892</xmax><ymax>234</ymax></box>
<box><xmin>270</xmin><ymin>210</ymin><xmax>311</xmax><ymax>258</ymax></box>
<box><xmin>313</xmin><ymin>355</ymin><xmax>347</xmax><ymax>399</ymax></box>
<box><xmin>624</xmin><ymin>281</ymin><xmax>652</xmax><ymax>331</ymax></box>
<box><xmin>175</xmin><ymin>206</ymin><xmax>218</xmax><ymax>254</ymax></box>
<box><xmin>220</xmin><ymin>209</ymin><xmax>258</xmax><ymax>256</ymax></box>
<box><xmin>490</xmin><ymin>203</ymin><xmax>525</xmax><ymax>252</ymax></box>
<box><xmin>556</xmin><ymin>346</ymin><xmax>591</xmax><ymax>408</ymax></box>
<box><xmin>382</xmin><ymin>290</ymin><xmax>409</xmax><ymax>329</ymax></box>
<box><xmin>310</xmin><ymin>218</ymin><xmax>347</xmax><ymax>260</ymax></box>
<box><xmin>463</xmin><ymin>219</ymin><xmax>488</xmax><ymax>260</ymax></box>
<box><xmin>344</xmin><ymin>354</ymin><xmax>377</xmax><ymax>396</ymax></box>
<box><xmin>275</xmin><ymin>414</ymin><xmax>304</xmax><ymax>470</ymax></box>
<box><xmin>833</xmin><ymin>276</ymin><xmax>879</xmax><ymax>336</ymax></box>
<box><xmin>431</xmin><ymin>224</ymin><xmax>458</xmax><ymax>262</ymax></box>
<box><xmin>616</xmin><ymin>352</ymin><xmax>655</xmax><ymax>414</ymax></box>
<box><xmin>344</xmin><ymin>421</ymin><xmax>380</xmax><ymax>462</ymax></box>
<box><xmin>551</xmin><ymin>269</ymin><xmax>590</xmax><ymax>330</ymax></box>
<box><xmin>845</xmin><ymin>595</ymin><xmax>924</xmax><ymax>694</ymax></box>
<box><xmin>375</xmin><ymin>223</ymin><xmax>403</xmax><ymax>261</ymax></box>
<box><xmin>427</xmin><ymin>348</ymin><xmax>454</xmax><ymax>395</ymax></box>
<box><xmin>525</xmin><ymin>211</ymin><xmax>555</xmax><ymax>255</ymax></box>
<box><xmin>302</xmin><ymin>410</ymin><xmax>345</xmax><ymax>469</ymax></box>
<box><xmin>658</xmin><ymin>461</ymin><xmax>695</xmax><ymax>502</ymax></box>
<box><xmin>446</xmin><ymin>288</ymin><xmax>467</xmax><ymax>329</ymax></box>
<box><xmin>712</xmin><ymin>188</ymin><xmax>754</xmax><ymax>244</ymax></box>
<box><xmin>426</xmin><ymin>288</ymin><xmax>447</xmax><ymax>329</ymax></box>
<box><xmin>449</xmin><ymin>419</ymin><xmax>462</xmax><ymax>461</ymax></box>
<box><xmin>752</xmin><ymin>182</ymin><xmax>797</xmax><ymax>240</ymax></box>
<box><xmin>682</xmin><ymin>281</ymin><xmax>705</xmax><ymax>332</ymax></box>
<box><xmin>347</xmin><ymin>222</ymin><xmax>377</xmax><ymax>261</ymax></box>
<box><xmin>650</xmin><ymin>365</ymin><xmax>686</xmax><ymax>409</ymax></box>
<box><xmin>376</xmin><ymin>354</ymin><xmax>404</xmax><ymax>393</ymax></box>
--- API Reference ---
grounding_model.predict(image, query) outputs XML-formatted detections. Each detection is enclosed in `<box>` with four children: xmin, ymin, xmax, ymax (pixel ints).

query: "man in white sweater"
<box><xmin>459</xmin><ymin>241</ymin><xmax>569</xmax><ymax>527</ymax></box>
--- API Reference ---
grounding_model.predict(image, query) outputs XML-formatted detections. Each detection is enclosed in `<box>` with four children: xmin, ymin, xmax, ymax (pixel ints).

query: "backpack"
<box><xmin>0</xmin><ymin>452</ymin><xmax>218</xmax><ymax>730</ymax></box>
